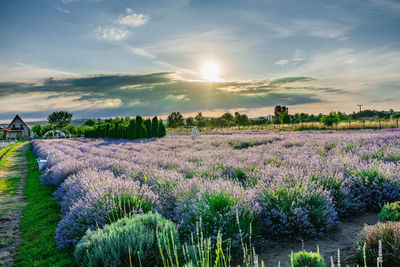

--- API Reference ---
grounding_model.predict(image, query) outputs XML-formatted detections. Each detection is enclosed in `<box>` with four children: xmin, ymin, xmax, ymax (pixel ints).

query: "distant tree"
<box><xmin>234</xmin><ymin>112</ymin><xmax>249</xmax><ymax>128</ymax></box>
<box><xmin>47</xmin><ymin>111</ymin><xmax>72</xmax><ymax>129</ymax></box>
<box><xmin>144</xmin><ymin>119</ymin><xmax>152</xmax><ymax>138</ymax></box>
<box><xmin>221</xmin><ymin>112</ymin><xmax>234</xmax><ymax>127</ymax></box>
<box><xmin>66</xmin><ymin>125</ymin><xmax>78</xmax><ymax>136</ymax></box>
<box><xmin>167</xmin><ymin>112</ymin><xmax>184</xmax><ymax>128</ymax></box>
<box><xmin>135</xmin><ymin>115</ymin><xmax>143</xmax><ymax>138</ymax></box>
<box><xmin>151</xmin><ymin>116</ymin><xmax>159</xmax><ymax>137</ymax></box>
<box><xmin>321</xmin><ymin>112</ymin><xmax>340</xmax><ymax>128</ymax></box>
<box><xmin>83</xmin><ymin>119</ymin><xmax>96</xmax><ymax>127</ymax></box>
<box><xmin>186</xmin><ymin>117</ymin><xmax>195</xmax><ymax>126</ymax></box>
<box><xmin>195</xmin><ymin>112</ymin><xmax>207</xmax><ymax>128</ymax></box>
<box><xmin>274</xmin><ymin>106</ymin><xmax>289</xmax><ymax>124</ymax></box>
<box><xmin>157</xmin><ymin>121</ymin><xmax>166</xmax><ymax>137</ymax></box>
<box><xmin>127</xmin><ymin>119</ymin><xmax>136</xmax><ymax>139</ymax></box>
<box><xmin>31</xmin><ymin>125</ymin><xmax>42</xmax><ymax>137</ymax></box>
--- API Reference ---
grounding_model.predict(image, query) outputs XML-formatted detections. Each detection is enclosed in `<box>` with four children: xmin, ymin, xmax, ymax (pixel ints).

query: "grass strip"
<box><xmin>14</xmin><ymin>144</ymin><xmax>75</xmax><ymax>267</ymax></box>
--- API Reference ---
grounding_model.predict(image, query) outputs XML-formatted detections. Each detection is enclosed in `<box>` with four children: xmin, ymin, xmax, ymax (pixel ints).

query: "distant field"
<box><xmin>30</xmin><ymin>129</ymin><xmax>400</xmax><ymax>264</ymax></box>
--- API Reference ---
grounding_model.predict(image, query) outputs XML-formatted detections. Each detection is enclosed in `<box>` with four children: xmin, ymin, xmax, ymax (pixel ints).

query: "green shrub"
<box><xmin>353</xmin><ymin>221</ymin><xmax>400</xmax><ymax>266</ymax></box>
<box><xmin>379</xmin><ymin>201</ymin><xmax>400</xmax><ymax>222</ymax></box>
<box><xmin>74</xmin><ymin>212</ymin><xmax>179</xmax><ymax>267</ymax></box>
<box><xmin>290</xmin><ymin>248</ymin><xmax>327</xmax><ymax>267</ymax></box>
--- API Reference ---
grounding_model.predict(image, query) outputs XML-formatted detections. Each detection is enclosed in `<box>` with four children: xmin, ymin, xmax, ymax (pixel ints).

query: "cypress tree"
<box><xmin>157</xmin><ymin>121</ymin><xmax>166</xmax><ymax>137</ymax></box>
<box><xmin>140</xmin><ymin>123</ymin><xmax>147</xmax><ymax>138</ymax></box>
<box><xmin>135</xmin><ymin>115</ymin><xmax>142</xmax><ymax>138</ymax></box>
<box><xmin>127</xmin><ymin>119</ymin><xmax>135</xmax><ymax>139</ymax></box>
<box><xmin>151</xmin><ymin>116</ymin><xmax>158</xmax><ymax>137</ymax></box>
<box><xmin>144</xmin><ymin>119</ymin><xmax>152</xmax><ymax>138</ymax></box>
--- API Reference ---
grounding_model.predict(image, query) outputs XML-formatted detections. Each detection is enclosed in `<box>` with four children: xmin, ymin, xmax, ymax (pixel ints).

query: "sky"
<box><xmin>0</xmin><ymin>0</ymin><xmax>400</xmax><ymax>122</ymax></box>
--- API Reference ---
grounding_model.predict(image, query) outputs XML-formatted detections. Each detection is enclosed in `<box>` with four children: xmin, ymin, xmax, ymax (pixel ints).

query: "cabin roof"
<box><xmin>7</xmin><ymin>114</ymin><xmax>30</xmax><ymax>130</ymax></box>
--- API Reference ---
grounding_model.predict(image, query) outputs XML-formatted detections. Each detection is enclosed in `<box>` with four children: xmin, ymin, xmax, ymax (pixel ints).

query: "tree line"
<box><xmin>31</xmin><ymin>111</ymin><xmax>166</xmax><ymax>139</ymax></box>
<box><xmin>166</xmin><ymin>106</ymin><xmax>400</xmax><ymax>129</ymax></box>
<box><xmin>84</xmin><ymin>115</ymin><xmax>166</xmax><ymax>139</ymax></box>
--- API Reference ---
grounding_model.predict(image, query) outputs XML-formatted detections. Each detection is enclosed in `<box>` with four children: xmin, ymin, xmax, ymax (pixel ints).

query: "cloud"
<box><xmin>0</xmin><ymin>73</ymin><xmax>345</xmax><ymax>120</ymax></box>
<box><xmin>129</xmin><ymin>47</ymin><xmax>156</xmax><ymax>59</ymax></box>
<box><xmin>55</xmin><ymin>6</ymin><xmax>71</xmax><ymax>14</ymax></box>
<box><xmin>260</xmin><ymin>17</ymin><xmax>355</xmax><ymax>40</ymax></box>
<box><xmin>275</xmin><ymin>59</ymin><xmax>289</xmax><ymax>66</ymax></box>
<box><xmin>94</xmin><ymin>9</ymin><xmax>149</xmax><ymax>41</ymax></box>
<box><xmin>117</xmin><ymin>13</ymin><xmax>150</xmax><ymax>27</ymax></box>
<box><xmin>95</xmin><ymin>27</ymin><xmax>129</xmax><ymax>40</ymax></box>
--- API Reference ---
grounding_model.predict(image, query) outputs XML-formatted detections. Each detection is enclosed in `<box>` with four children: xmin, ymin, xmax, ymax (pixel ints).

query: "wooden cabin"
<box><xmin>0</xmin><ymin>115</ymin><xmax>31</xmax><ymax>139</ymax></box>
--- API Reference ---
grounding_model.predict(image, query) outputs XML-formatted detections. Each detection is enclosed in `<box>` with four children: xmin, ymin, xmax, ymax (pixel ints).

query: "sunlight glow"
<box><xmin>201</xmin><ymin>62</ymin><xmax>221</xmax><ymax>82</ymax></box>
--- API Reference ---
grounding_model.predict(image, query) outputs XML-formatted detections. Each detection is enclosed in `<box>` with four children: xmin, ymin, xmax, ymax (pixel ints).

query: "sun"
<box><xmin>201</xmin><ymin>62</ymin><xmax>221</xmax><ymax>82</ymax></box>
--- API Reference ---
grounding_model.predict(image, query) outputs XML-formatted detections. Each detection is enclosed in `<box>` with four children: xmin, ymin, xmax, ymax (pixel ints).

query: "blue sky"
<box><xmin>0</xmin><ymin>0</ymin><xmax>399</xmax><ymax>122</ymax></box>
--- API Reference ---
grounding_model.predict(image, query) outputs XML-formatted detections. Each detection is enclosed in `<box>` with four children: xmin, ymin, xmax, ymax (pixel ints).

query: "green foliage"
<box><xmin>167</xmin><ymin>112</ymin><xmax>185</xmax><ymax>128</ymax></box>
<box><xmin>353</xmin><ymin>221</ymin><xmax>400</xmax><ymax>266</ymax></box>
<box><xmin>379</xmin><ymin>201</ymin><xmax>400</xmax><ymax>222</ymax></box>
<box><xmin>144</xmin><ymin>118</ymin><xmax>152</xmax><ymax>138</ymax></box>
<box><xmin>83</xmin><ymin>119</ymin><xmax>96</xmax><ymax>127</ymax></box>
<box><xmin>158</xmin><ymin>120</ymin><xmax>166</xmax><ymax>137</ymax></box>
<box><xmin>321</xmin><ymin>112</ymin><xmax>340</xmax><ymax>127</ymax></box>
<box><xmin>74</xmin><ymin>212</ymin><xmax>179</xmax><ymax>267</ymax></box>
<box><xmin>31</xmin><ymin>124</ymin><xmax>42</xmax><ymax>136</ymax></box>
<box><xmin>15</xmin><ymin>145</ymin><xmax>75</xmax><ymax>267</ymax></box>
<box><xmin>106</xmin><ymin>193</ymin><xmax>156</xmax><ymax>223</ymax></box>
<box><xmin>151</xmin><ymin>116</ymin><xmax>159</xmax><ymax>137</ymax></box>
<box><xmin>47</xmin><ymin>111</ymin><xmax>73</xmax><ymax>129</ymax></box>
<box><xmin>186</xmin><ymin>116</ymin><xmax>195</xmax><ymax>126</ymax></box>
<box><xmin>290</xmin><ymin>249</ymin><xmax>327</xmax><ymax>267</ymax></box>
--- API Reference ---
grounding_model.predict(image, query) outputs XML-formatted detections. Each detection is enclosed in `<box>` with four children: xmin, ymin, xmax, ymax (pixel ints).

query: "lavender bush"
<box><xmin>31</xmin><ymin>129</ymin><xmax>400</xmax><ymax>249</ymax></box>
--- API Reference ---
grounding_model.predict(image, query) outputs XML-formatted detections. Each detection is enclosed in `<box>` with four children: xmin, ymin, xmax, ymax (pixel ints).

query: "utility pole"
<box><xmin>357</xmin><ymin>104</ymin><xmax>363</xmax><ymax>113</ymax></box>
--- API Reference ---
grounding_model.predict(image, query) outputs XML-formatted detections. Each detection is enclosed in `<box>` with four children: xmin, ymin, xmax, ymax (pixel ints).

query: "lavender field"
<box><xmin>32</xmin><ymin>130</ymin><xmax>400</xmax><ymax>264</ymax></box>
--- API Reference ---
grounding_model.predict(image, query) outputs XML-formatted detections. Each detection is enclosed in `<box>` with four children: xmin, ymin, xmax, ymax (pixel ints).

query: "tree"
<box><xmin>221</xmin><ymin>112</ymin><xmax>234</xmax><ymax>127</ymax></box>
<box><xmin>157</xmin><ymin>121</ymin><xmax>166</xmax><ymax>137</ymax></box>
<box><xmin>83</xmin><ymin>119</ymin><xmax>96</xmax><ymax>127</ymax></box>
<box><xmin>186</xmin><ymin>117</ymin><xmax>195</xmax><ymax>126</ymax></box>
<box><xmin>274</xmin><ymin>106</ymin><xmax>289</xmax><ymax>124</ymax></box>
<box><xmin>31</xmin><ymin>125</ymin><xmax>42</xmax><ymax>137</ymax></box>
<box><xmin>167</xmin><ymin>112</ymin><xmax>184</xmax><ymax>128</ymax></box>
<box><xmin>144</xmin><ymin>119</ymin><xmax>152</xmax><ymax>138</ymax></box>
<box><xmin>151</xmin><ymin>116</ymin><xmax>159</xmax><ymax>137</ymax></box>
<box><xmin>47</xmin><ymin>111</ymin><xmax>72</xmax><ymax>129</ymax></box>
<box><xmin>234</xmin><ymin>112</ymin><xmax>249</xmax><ymax>128</ymax></box>
<box><xmin>321</xmin><ymin>112</ymin><xmax>340</xmax><ymax>128</ymax></box>
<box><xmin>195</xmin><ymin>112</ymin><xmax>206</xmax><ymax>128</ymax></box>
<box><xmin>136</xmin><ymin>115</ymin><xmax>143</xmax><ymax>138</ymax></box>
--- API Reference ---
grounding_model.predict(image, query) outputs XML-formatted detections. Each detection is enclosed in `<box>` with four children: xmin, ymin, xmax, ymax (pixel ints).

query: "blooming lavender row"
<box><xmin>31</xmin><ymin>129</ymin><xmax>400</xmax><ymax>247</ymax></box>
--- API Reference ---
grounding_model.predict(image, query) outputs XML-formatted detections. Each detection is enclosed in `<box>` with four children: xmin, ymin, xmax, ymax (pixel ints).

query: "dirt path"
<box><xmin>258</xmin><ymin>212</ymin><xmax>378</xmax><ymax>267</ymax></box>
<box><xmin>0</xmin><ymin>143</ymin><xmax>28</xmax><ymax>267</ymax></box>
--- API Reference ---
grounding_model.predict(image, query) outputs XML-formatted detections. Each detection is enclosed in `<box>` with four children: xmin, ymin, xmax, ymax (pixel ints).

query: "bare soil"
<box><xmin>0</xmin><ymin>144</ymin><xmax>27</xmax><ymax>267</ymax></box>
<box><xmin>258</xmin><ymin>212</ymin><xmax>378</xmax><ymax>267</ymax></box>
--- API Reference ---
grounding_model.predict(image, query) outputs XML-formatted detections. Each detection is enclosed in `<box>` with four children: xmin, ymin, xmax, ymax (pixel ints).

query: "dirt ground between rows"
<box><xmin>0</xmin><ymin>144</ymin><xmax>27</xmax><ymax>267</ymax></box>
<box><xmin>258</xmin><ymin>212</ymin><xmax>378</xmax><ymax>267</ymax></box>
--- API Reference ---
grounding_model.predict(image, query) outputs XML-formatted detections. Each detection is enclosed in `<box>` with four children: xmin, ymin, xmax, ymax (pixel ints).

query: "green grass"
<box><xmin>0</xmin><ymin>177</ymin><xmax>19</xmax><ymax>196</ymax></box>
<box><xmin>0</xmin><ymin>143</ymin><xmax>18</xmax><ymax>166</ymax></box>
<box><xmin>14</xmin><ymin>144</ymin><xmax>75</xmax><ymax>267</ymax></box>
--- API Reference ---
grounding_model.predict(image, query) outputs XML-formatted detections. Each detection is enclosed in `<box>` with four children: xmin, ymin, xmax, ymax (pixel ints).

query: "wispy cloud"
<box><xmin>260</xmin><ymin>17</ymin><xmax>355</xmax><ymax>40</ymax></box>
<box><xmin>117</xmin><ymin>9</ymin><xmax>150</xmax><ymax>27</ymax></box>
<box><xmin>128</xmin><ymin>47</ymin><xmax>156</xmax><ymax>59</ymax></box>
<box><xmin>95</xmin><ymin>27</ymin><xmax>129</xmax><ymax>40</ymax></box>
<box><xmin>275</xmin><ymin>50</ymin><xmax>307</xmax><ymax>67</ymax></box>
<box><xmin>55</xmin><ymin>6</ymin><xmax>70</xmax><ymax>14</ymax></box>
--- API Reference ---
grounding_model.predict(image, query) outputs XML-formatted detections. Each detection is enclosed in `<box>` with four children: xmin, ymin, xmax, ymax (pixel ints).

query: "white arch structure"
<box><xmin>43</xmin><ymin>129</ymin><xmax>71</xmax><ymax>139</ymax></box>
<box><xmin>181</xmin><ymin>126</ymin><xmax>200</xmax><ymax>139</ymax></box>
